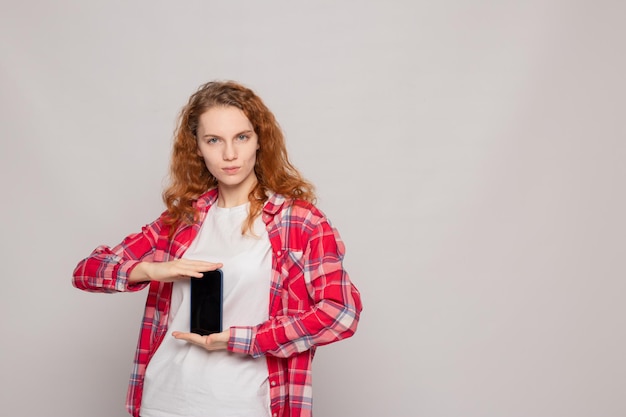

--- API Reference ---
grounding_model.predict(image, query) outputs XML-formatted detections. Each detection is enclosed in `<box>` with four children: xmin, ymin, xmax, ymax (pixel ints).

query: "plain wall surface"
<box><xmin>1</xmin><ymin>1</ymin><xmax>625</xmax><ymax>416</ymax></box>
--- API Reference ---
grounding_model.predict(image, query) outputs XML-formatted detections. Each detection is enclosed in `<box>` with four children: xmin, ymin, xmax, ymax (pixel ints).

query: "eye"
<box><xmin>206</xmin><ymin>137</ymin><xmax>219</xmax><ymax>144</ymax></box>
<box><xmin>237</xmin><ymin>134</ymin><xmax>249</xmax><ymax>141</ymax></box>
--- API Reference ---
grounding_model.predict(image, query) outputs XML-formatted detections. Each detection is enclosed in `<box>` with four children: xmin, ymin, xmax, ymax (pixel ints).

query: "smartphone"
<box><xmin>190</xmin><ymin>269</ymin><xmax>223</xmax><ymax>336</ymax></box>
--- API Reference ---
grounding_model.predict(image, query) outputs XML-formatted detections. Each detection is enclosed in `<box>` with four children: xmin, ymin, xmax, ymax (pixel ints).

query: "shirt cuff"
<box><xmin>228</xmin><ymin>326</ymin><xmax>261</xmax><ymax>358</ymax></box>
<box><xmin>117</xmin><ymin>260</ymin><xmax>143</xmax><ymax>291</ymax></box>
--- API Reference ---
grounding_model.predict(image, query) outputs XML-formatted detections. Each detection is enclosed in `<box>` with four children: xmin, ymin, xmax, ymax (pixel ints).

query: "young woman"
<box><xmin>72</xmin><ymin>80</ymin><xmax>362</xmax><ymax>417</ymax></box>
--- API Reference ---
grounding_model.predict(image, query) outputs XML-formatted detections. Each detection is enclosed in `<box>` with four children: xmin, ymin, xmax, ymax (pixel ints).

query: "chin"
<box><xmin>218</xmin><ymin>178</ymin><xmax>243</xmax><ymax>187</ymax></box>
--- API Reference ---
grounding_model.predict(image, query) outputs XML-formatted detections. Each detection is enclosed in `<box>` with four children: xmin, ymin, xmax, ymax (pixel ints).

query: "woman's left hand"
<box><xmin>171</xmin><ymin>329</ymin><xmax>229</xmax><ymax>351</ymax></box>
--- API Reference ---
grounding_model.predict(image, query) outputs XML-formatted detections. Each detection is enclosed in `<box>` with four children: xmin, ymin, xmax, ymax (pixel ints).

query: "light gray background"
<box><xmin>1</xmin><ymin>1</ymin><xmax>624</xmax><ymax>416</ymax></box>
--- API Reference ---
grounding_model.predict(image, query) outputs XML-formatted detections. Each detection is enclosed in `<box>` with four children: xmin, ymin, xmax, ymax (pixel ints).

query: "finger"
<box><xmin>183</xmin><ymin>264</ymin><xmax>224</xmax><ymax>278</ymax></box>
<box><xmin>183</xmin><ymin>270</ymin><xmax>205</xmax><ymax>279</ymax></box>
<box><xmin>172</xmin><ymin>331</ymin><xmax>207</xmax><ymax>346</ymax></box>
<box><xmin>179</xmin><ymin>260</ymin><xmax>223</xmax><ymax>272</ymax></box>
<box><xmin>196</xmin><ymin>262</ymin><xmax>223</xmax><ymax>271</ymax></box>
<box><xmin>179</xmin><ymin>259</ymin><xmax>222</xmax><ymax>267</ymax></box>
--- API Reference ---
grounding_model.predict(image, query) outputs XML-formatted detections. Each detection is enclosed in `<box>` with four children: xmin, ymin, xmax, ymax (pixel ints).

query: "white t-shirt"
<box><xmin>141</xmin><ymin>203</ymin><xmax>272</xmax><ymax>417</ymax></box>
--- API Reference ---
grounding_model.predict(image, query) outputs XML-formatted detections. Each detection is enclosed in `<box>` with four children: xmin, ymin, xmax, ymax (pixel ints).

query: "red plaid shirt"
<box><xmin>73</xmin><ymin>189</ymin><xmax>362</xmax><ymax>417</ymax></box>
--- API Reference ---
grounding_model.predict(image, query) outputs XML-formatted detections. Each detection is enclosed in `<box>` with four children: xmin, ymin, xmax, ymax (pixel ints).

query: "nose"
<box><xmin>223</xmin><ymin>142</ymin><xmax>237</xmax><ymax>161</ymax></box>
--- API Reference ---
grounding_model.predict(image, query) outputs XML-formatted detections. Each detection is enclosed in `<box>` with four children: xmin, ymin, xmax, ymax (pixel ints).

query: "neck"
<box><xmin>216</xmin><ymin>178</ymin><xmax>257</xmax><ymax>208</ymax></box>
<box><xmin>216</xmin><ymin>192</ymin><xmax>249</xmax><ymax>208</ymax></box>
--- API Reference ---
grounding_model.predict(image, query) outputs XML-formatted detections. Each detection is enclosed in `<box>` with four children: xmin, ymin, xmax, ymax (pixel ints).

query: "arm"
<box><xmin>72</xmin><ymin>217</ymin><xmax>165</xmax><ymax>293</ymax></box>
<box><xmin>229</xmin><ymin>214</ymin><xmax>363</xmax><ymax>359</ymax></box>
<box><xmin>72</xmin><ymin>213</ymin><xmax>224</xmax><ymax>293</ymax></box>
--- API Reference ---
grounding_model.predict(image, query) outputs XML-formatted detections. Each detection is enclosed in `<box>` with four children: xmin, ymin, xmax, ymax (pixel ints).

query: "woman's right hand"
<box><xmin>128</xmin><ymin>259</ymin><xmax>223</xmax><ymax>284</ymax></box>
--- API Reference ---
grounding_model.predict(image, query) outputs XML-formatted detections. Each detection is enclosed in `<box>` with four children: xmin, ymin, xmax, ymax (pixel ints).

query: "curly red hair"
<box><xmin>163</xmin><ymin>80</ymin><xmax>315</xmax><ymax>234</ymax></box>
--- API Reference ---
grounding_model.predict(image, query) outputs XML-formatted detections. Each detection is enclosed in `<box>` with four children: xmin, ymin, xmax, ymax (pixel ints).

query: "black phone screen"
<box><xmin>190</xmin><ymin>269</ymin><xmax>223</xmax><ymax>335</ymax></box>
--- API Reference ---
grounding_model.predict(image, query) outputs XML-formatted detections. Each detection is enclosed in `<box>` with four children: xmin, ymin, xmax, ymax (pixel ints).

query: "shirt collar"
<box><xmin>195</xmin><ymin>188</ymin><xmax>219</xmax><ymax>209</ymax></box>
<box><xmin>194</xmin><ymin>188</ymin><xmax>287</xmax><ymax>215</ymax></box>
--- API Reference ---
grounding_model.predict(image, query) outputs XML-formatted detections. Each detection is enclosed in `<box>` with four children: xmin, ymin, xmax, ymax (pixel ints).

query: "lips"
<box><xmin>222</xmin><ymin>167</ymin><xmax>240</xmax><ymax>175</ymax></box>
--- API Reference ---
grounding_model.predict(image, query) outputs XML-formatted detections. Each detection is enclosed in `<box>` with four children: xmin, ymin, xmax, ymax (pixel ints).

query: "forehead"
<box><xmin>197</xmin><ymin>106</ymin><xmax>253</xmax><ymax>134</ymax></box>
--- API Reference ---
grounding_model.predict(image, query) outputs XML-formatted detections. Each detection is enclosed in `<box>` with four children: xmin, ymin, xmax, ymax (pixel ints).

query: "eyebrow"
<box><xmin>201</xmin><ymin>129</ymin><xmax>254</xmax><ymax>139</ymax></box>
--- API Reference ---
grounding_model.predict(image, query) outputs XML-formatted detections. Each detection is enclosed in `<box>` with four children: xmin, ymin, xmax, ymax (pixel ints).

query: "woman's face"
<box><xmin>196</xmin><ymin>106</ymin><xmax>259</xmax><ymax>199</ymax></box>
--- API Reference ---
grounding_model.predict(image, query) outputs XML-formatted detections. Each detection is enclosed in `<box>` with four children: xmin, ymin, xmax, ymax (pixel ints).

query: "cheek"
<box><xmin>197</xmin><ymin>150</ymin><xmax>217</xmax><ymax>170</ymax></box>
<box><xmin>246</xmin><ymin>152</ymin><xmax>258</xmax><ymax>170</ymax></box>
<box><xmin>246</xmin><ymin>145</ymin><xmax>259</xmax><ymax>163</ymax></box>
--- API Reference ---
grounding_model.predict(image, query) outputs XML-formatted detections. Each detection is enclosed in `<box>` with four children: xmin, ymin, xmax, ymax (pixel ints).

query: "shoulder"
<box><xmin>266</xmin><ymin>195</ymin><xmax>345</xmax><ymax>254</ymax></box>
<box><xmin>270</xmin><ymin>196</ymin><xmax>336</xmax><ymax>242</ymax></box>
<box><xmin>268</xmin><ymin>194</ymin><xmax>327</xmax><ymax>223</ymax></box>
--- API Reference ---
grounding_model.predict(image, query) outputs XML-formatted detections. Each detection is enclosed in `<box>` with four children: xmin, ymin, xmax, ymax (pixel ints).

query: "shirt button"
<box><xmin>271</xmin><ymin>380</ymin><xmax>277</xmax><ymax>386</ymax></box>
<box><xmin>276</xmin><ymin>250</ymin><xmax>282</xmax><ymax>256</ymax></box>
